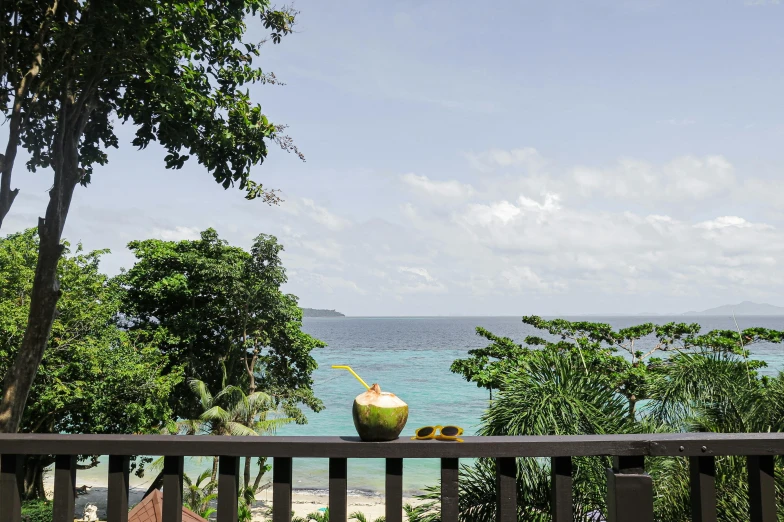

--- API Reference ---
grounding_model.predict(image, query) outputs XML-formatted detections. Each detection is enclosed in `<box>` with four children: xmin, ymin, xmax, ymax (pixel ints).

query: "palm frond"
<box><xmin>188</xmin><ymin>379</ymin><xmax>214</xmax><ymax>410</ymax></box>
<box><xmin>200</xmin><ymin>405</ymin><xmax>232</xmax><ymax>424</ymax></box>
<box><xmin>226</xmin><ymin>421</ymin><xmax>259</xmax><ymax>437</ymax></box>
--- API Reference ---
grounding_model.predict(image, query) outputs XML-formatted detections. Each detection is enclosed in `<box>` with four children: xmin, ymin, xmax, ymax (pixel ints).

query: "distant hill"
<box><xmin>681</xmin><ymin>301</ymin><xmax>784</xmax><ymax>316</ymax></box>
<box><xmin>301</xmin><ymin>308</ymin><xmax>345</xmax><ymax>318</ymax></box>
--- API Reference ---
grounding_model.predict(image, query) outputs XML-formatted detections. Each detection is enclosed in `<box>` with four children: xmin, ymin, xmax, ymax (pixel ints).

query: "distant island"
<box><xmin>681</xmin><ymin>301</ymin><xmax>784</xmax><ymax>316</ymax></box>
<box><xmin>300</xmin><ymin>308</ymin><xmax>345</xmax><ymax>318</ymax></box>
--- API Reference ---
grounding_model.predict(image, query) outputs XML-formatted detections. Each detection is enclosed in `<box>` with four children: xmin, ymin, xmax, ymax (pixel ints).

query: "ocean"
<box><xmin>77</xmin><ymin>315</ymin><xmax>784</xmax><ymax>496</ymax></box>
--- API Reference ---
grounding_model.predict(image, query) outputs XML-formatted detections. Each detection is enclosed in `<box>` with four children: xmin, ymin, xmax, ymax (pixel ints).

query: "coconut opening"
<box><xmin>355</xmin><ymin>383</ymin><xmax>408</xmax><ymax>407</ymax></box>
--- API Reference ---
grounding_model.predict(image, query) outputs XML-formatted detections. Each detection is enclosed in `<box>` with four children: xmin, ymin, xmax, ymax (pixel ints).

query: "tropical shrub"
<box><xmin>406</xmin><ymin>316</ymin><xmax>784</xmax><ymax>521</ymax></box>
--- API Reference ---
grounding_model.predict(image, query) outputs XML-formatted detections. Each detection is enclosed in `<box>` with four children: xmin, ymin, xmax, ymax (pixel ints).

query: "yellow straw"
<box><xmin>331</xmin><ymin>365</ymin><xmax>370</xmax><ymax>390</ymax></box>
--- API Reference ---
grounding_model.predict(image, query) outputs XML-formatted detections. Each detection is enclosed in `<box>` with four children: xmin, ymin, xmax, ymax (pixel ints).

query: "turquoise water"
<box><xmin>76</xmin><ymin>315</ymin><xmax>784</xmax><ymax>495</ymax></box>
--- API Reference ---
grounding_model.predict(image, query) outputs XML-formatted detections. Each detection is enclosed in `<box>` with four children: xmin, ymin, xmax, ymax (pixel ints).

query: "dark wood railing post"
<box><xmin>441</xmin><ymin>458</ymin><xmax>459</xmax><ymax>522</ymax></box>
<box><xmin>496</xmin><ymin>457</ymin><xmax>517</xmax><ymax>522</ymax></box>
<box><xmin>217</xmin><ymin>456</ymin><xmax>240</xmax><ymax>522</ymax></box>
<box><xmin>330</xmin><ymin>458</ymin><xmax>348</xmax><ymax>522</ymax></box>
<box><xmin>551</xmin><ymin>456</ymin><xmax>573</xmax><ymax>522</ymax></box>
<box><xmin>53</xmin><ymin>455</ymin><xmax>76</xmax><ymax>522</ymax></box>
<box><xmin>0</xmin><ymin>454</ymin><xmax>24</xmax><ymax>522</ymax></box>
<box><xmin>385</xmin><ymin>458</ymin><xmax>403</xmax><ymax>522</ymax></box>
<box><xmin>108</xmin><ymin>455</ymin><xmax>130</xmax><ymax>522</ymax></box>
<box><xmin>689</xmin><ymin>456</ymin><xmax>716</xmax><ymax>522</ymax></box>
<box><xmin>163</xmin><ymin>455</ymin><xmax>184</xmax><ymax>522</ymax></box>
<box><xmin>273</xmin><ymin>457</ymin><xmax>292</xmax><ymax>522</ymax></box>
<box><xmin>748</xmin><ymin>455</ymin><xmax>776</xmax><ymax>522</ymax></box>
<box><xmin>606</xmin><ymin>456</ymin><xmax>653</xmax><ymax>522</ymax></box>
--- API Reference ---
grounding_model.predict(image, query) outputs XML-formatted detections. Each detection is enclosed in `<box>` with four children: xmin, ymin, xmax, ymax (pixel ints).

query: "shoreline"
<box><xmin>43</xmin><ymin>477</ymin><xmax>426</xmax><ymax>521</ymax></box>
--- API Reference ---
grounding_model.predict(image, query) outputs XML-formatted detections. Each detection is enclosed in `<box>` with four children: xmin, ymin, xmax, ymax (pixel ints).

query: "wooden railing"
<box><xmin>0</xmin><ymin>432</ymin><xmax>781</xmax><ymax>522</ymax></box>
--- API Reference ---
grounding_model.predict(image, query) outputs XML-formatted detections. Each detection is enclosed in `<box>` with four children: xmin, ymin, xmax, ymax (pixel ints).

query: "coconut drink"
<box><xmin>333</xmin><ymin>365</ymin><xmax>409</xmax><ymax>442</ymax></box>
<box><xmin>352</xmin><ymin>383</ymin><xmax>408</xmax><ymax>442</ymax></box>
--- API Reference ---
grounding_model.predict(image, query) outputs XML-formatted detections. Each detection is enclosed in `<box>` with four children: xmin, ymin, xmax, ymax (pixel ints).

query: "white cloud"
<box><xmin>465</xmin><ymin>147</ymin><xmax>546</xmax><ymax>173</ymax></box>
<box><xmin>572</xmin><ymin>155</ymin><xmax>735</xmax><ymax>201</ymax></box>
<box><xmin>151</xmin><ymin>226</ymin><xmax>201</xmax><ymax>241</ymax></box>
<box><xmin>301</xmin><ymin>198</ymin><xmax>352</xmax><ymax>231</ymax></box>
<box><xmin>694</xmin><ymin>216</ymin><xmax>755</xmax><ymax>230</ymax></box>
<box><xmin>501</xmin><ymin>266</ymin><xmax>565</xmax><ymax>292</ymax></box>
<box><xmin>459</xmin><ymin>200</ymin><xmax>522</xmax><ymax>227</ymax></box>
<box><xmin>398</xmin><ymin>266</ymin><xmax>434</xmax><ymax>282</ymax></box>
<box><xmin>518</xmin><ymin>192</ymin><xmax>561</xmax><ymax>215</ymax></box>
<box><xmin>24</xmin><ymin>143</ymin><xmax>783</xmax><ymax>316</ymax></box>
<box><xmin>400</xmin><ymin>173</ymin><xmax>474</xmax><ymax>200</ymax></box>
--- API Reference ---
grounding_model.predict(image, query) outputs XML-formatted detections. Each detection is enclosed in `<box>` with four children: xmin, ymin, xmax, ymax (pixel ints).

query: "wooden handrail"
<box><xmin>0</xmin><ymin>433</ymin><xmax>781</xmax><ymax>522</ymax></box>
<box><xmin>1</xmin><ymin>432</ymin><xmax>783</xmax><ymax>457</ymax></box>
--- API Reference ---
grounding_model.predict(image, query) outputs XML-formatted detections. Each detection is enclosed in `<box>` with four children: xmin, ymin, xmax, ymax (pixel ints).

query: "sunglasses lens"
<box><xmin>441</xmin><ymin>426</ymin><xmax>460</xmax><ymax>437</ymax></box>
<box><xmin>417</xmin><ymin>427</ymin><xmax>434</xmax><ymax>437</ymax></box>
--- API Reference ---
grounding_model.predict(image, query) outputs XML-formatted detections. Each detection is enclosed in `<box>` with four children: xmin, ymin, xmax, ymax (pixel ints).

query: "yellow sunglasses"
<box><xmin>411</xmin><ymin>425</ymin><xmax>464</xmax><ymax>442</ymax></box>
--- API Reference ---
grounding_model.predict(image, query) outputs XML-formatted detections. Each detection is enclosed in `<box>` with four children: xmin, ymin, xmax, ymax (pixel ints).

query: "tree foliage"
<box><xmin>0</xmin><ymin>0</ymin><xmax>305</xmax><ymax>433</ymax></box>
<box><xmin>119</xmin><ymin>228</ymin><xmax>325</xmax><ymax>424</ymax></box>
<box><xmin>0</xmin><ymin>229</ymin><xmax>182</xmax><ymax>497</ymax></box>
<box><xmin>407</xmin><ymin>316</ymin><xmax>784</xmax><ymax>521</ymax></box>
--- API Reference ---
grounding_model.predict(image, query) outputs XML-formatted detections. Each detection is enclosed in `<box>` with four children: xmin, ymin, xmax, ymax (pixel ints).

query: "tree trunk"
<box><xmin>252</xmin><ymin>457</ymin><xmax>268</xmax><ymax>493</ymax></box>
<box><xmin>23</xmin><ymin>457</ymin><xmax>48</xmax><ymax>500</ymax></box>
<box><xmin>211</xmin><ymin>456</ymin><xmax>218</xmax><ymax>484</ymax></box>
<box><xmin>0</xmin><ymin>4</ymin><xmax>51</xmax><ymax>230</ymax></box>
<box><xmin>0</xmin><ymin>119</ymin><xmax>80</xmax><ymax>433</ymax></box>
<box><xmin>0</xmin><ymin>153</ymin><xmax>19</xmax><ymax>230</ymax></box>
<box><xmin>143</xmin><ymin>470</ymin><xmax>165</xmax><ymax>498</ymax></box>
<box><xmin>243</xmin><ymin>456</ymin><xmax>251</xmax><ymax>492</ymax></box>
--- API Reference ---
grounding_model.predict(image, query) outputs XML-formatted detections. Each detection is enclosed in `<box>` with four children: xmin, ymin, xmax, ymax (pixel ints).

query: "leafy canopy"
<box><xmin>2</xmin><ymin>0</ymin><xmax>302</xmax><ymax>200</ymax></box>
<box><xmin>405</xmin><ymin>316</ymin><xmax>784</xmax><ymax>522</ymax></box>
<box><xmin>119</xmin><ymin>228</ymin><xmax>325</xmax><ymax>423</ymax></box>
<box><xmin>0</xmin><ymin>228</ymin><xmax>182</xmax><ymax>436</ymax></box>
<box><xmin>451</xmin><ymin>315</ymin><xmax>777</xmax><ymax>418</ymax></box>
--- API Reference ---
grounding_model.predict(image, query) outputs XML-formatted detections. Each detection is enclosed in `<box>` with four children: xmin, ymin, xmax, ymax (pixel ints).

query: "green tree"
<box><xmin>120</xmin><ymin>229</ymin><xmax>324</xmax><ymax>422</ymax></box>
<box><xmin>0</xmin><ymin>0</ymin><xmax>303</xmax><ymax>433</ymax></box>
<box><xmin>173</xmin><ymin>375</ymin><xmax>290</xmax><ymax>487</ymax></box>
<box><xmin>121</xmin><ymin>229</ymin><xmax>323</xmax><ymax>511</ymax></box>
<box><xmin>183</xmin><ymin>469</ymin><xmax>218</xmax><ymax>519</ymax></box>
<box><xmin>452</xmin><ymin>316</ymin><xmax>779</xmax><ymax>420</ymax></box>
<box><xmin>0</xmin><ymin>229</ymin><xmax>182</xmax><ymax>498</ymax></box>
<box><xmin>408</xmin><ymin>316</ymin><xmax>784</xmax><ymax>521</ymax></box>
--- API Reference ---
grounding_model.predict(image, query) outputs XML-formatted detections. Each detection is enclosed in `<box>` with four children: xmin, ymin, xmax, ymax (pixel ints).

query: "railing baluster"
<box><xmin>108</xmin><ymin>455</ymin><xmax>130</xmax><ymax>522</ymax></box>
<box><xmin>53</xmin><ymin>455</ymin><xmax>76</xmax><ymax>522</ymax></box>
<box><xmin>385</xmin><ymin>458</ymin><xmax>403</xmax><ymax>522</ymax></box>
<box><xmin>606</xmin><ymin>456</ymin><xmax>653</xmax><ymax>522</ymax></box>
<box><xmin>218</xmin><ymin>456</ymin><xmax>240</xmax><ymax>522</ymax></box>
<box><xmin>0</xmin><ymin>454</ymin><xmax>24</xmax><ymax>522</ymax></box>
<box><xmin>496</xmin><ymin>457</ymin><xmax>516</xmax><ymax>522</ymax></box>
<box><xmin>551</xmin><ymin>456</ymin><xmax>572</xmax><ymax>522</ymax></box>
<box><xmin>748</xmin><ymin>455</ymin><xmax>776</xmax><ymax>522</ymax></box>
<box><xmin>330</xmin><ymin>458</ymin><xmax>348</xmax><ymax>522</ymax></box>
<box><xmin>273</xmin><ymin>457</ymin><xmax>292</xmax><ymax>522</ymax></box>
<box><xmin>162</xmin><ymin>455</ymin><xmax>184</xmax><ymax>522</ymax></box>
<box><xmin>689</xmin><ymin>456</ymin><xmax>716</xmax><ymax>522</ymax></box>
<box><xmin>441</xmin><ymin>458</ymin><xmax>459</xmax><ymax>522</ymax></box>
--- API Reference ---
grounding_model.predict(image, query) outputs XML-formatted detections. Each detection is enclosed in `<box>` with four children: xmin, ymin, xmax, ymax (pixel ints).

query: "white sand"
<box><xmin>44</xmin><ymin>478</ymin><xmax>427</xmax><ymax>521</ymax></box>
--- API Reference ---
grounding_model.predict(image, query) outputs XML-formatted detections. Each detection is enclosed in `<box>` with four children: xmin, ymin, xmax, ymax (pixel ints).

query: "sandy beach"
<box><xmin>44</xmin><ymin>478</ymin><xmax>426</xmax><ymax>521</ymax></box>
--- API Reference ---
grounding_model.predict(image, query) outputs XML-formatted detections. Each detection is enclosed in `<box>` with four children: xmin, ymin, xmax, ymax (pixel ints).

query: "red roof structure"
<box><xmin>127</xmin><ymin>489</ymin><xmax>207</xmax><ymax>522</ymax></box>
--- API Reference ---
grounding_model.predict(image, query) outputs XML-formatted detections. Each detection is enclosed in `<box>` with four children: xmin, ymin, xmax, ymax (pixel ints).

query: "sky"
<box><xmin>3</xmin><ymin>0</ymin><xmax>784</xmax><ymax>316</ymax></box>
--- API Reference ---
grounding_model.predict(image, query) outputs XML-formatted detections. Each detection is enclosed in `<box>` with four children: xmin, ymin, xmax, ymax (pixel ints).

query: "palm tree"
<box><xmin>408</xmin><ymin>348</ymin><xmax>628</xmax><ymax>522</ymax></box>
<box><xmin>407</xmin><ymin>345</ymin><xmax>784</xmax><ymax>521</ymax></box>
<box><xmin>169</xmin><ymin>375</ymin><xmax>292</xmax><ymax>481</ymax></box>
<box><xmin>183</xmin><ymin>469</ymin><xmax>217</xmax><ymax>519</ymax></box>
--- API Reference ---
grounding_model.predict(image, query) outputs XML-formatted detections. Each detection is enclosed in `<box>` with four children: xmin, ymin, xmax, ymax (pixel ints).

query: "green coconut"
<box><xmin>352</xmin><ymin>383</ymin><xmax>409</xmax><ymax>442</ymax></box>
